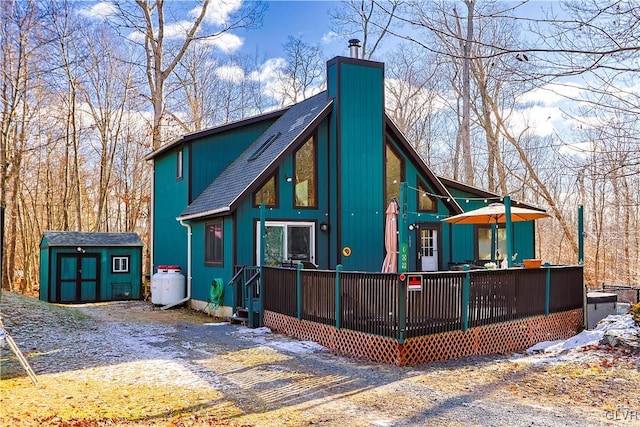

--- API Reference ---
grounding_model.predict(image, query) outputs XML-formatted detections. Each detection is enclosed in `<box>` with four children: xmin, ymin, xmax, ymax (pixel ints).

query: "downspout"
<box><xmin>161</xmin><ymin>219</ymin><xmax>191</xmax><ymax>310</ymax></box>
<box><xmin>149</xmin><ymin>168</ymin><xmax>154</xmax><ymax>288</ymax></box>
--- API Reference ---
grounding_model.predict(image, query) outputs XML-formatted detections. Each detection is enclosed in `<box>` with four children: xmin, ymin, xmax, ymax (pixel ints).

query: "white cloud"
<box><xmin>518</xmin><ymin>82</ymin><xmax>585</xmax><ymax>107</ymax></box>
<box><xmin>78</xmin><ymin>1</ymin><xmax>117</xmax><ymax>19</ymax></box>
<box><xmin>215</xmin><ymin>65</ymin><xmax>245</xmax><ymax>83</ymax></box>
<box><xmin>200</xmin><ymin>32</ymin><xmax>243</xmax><ymax>53</ymax></box>
<box><xmin>162</xmin><ymin>20</ymin><xmax>194</xmax><ymax>39</ymax></box>
<box><xmin>321</xmin><ymin>31</ymin><xmax>340</xmax><ymax>44</ymax></box>
<box><xmin>248</xmin><ymin>57</ymin><xmax>285</xmax><ymax>83</ymax></box>
<box><xmin>190</xmin><ymin>0</ymin><xmax>243</xmax><ymax>26</ymax></box>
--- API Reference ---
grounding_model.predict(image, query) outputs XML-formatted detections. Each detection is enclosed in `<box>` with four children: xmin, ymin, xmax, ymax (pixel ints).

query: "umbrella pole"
<box><xmin>504</xmin><ymin>195</ymin><xmax>514</xmax><ymax>267</ymax></box>
<box><xmin>491</xmin><ymin>222</ymin><xmax>497</xmax><ymax>263</ymax></box>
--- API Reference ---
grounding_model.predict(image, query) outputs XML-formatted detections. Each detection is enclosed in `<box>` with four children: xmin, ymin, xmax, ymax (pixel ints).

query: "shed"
<box><xmin>39</xmin><ymin>231</ymin><xmax>143</xmax><ymax>303</ymax></box>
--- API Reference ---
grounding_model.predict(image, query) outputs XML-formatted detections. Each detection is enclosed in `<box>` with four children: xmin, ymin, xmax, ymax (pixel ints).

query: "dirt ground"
<box><xmin>1</xmin><ymin>292</ymin><xmax>639</xmax><ymax>427</ymax></box>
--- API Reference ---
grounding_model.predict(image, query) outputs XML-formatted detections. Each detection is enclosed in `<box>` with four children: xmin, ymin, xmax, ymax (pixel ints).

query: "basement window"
<box><xmin>249</xmin><ymin>132</ymin><xmax>281</xmax><ymax>161</ymax></box>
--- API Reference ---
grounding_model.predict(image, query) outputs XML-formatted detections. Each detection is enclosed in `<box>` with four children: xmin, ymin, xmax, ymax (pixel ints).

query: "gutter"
<box><xmin>161</xmin><ymin>219</ymin><xmax>192</xmax><ymax>310</ymax></box>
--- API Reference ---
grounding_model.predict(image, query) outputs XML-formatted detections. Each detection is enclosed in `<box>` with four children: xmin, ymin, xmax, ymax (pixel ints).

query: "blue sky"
<box><xmin>238</xmin><ymin>1</ymin><xmax>345</xmax><ymax>59</ymax></box>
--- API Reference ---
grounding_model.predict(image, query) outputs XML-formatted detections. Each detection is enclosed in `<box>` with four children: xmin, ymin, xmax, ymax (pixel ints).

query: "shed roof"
<box><xmin>179</xmin><ymin>91</ymin><xmax>333</xmax><ymax>220</ymax></box>
<box><xmin>41</xmin><ymin>231</ymin><xmax>143</xmax><ymax>247</ymax></box>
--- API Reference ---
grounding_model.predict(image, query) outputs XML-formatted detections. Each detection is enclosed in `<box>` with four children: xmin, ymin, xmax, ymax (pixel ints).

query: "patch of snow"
<box><xmin>203</xmin><ymin>322</ymin><xmax>229</xmax><ymax>326</ymax></box>
<box><xmin>233</xmin><ymin>326</ymin><xmax>272</xmax><ymax>335</ymax></box>
<box><xmin>267</xmin><ymin>340</ymin><xmax>327</xmax><ymax>354</ymax></box>
<box><xmin>516</xmin><ymin>313</ymin><xmax>639</xmax><ymax>364</ymax></box>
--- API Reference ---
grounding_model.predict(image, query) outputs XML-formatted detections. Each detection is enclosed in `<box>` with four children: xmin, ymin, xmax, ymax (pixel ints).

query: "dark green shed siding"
<box><xmin>39</xmin><ymin>233</ymin><xmax>143</xmax><ymax>303</ymax></box>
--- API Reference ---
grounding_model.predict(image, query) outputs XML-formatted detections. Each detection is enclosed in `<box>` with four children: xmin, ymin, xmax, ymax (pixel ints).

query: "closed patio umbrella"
<box><xmin>382</xmin><ymin>200</ymin><xmax>399</xmax><ymax>273</ymax></box>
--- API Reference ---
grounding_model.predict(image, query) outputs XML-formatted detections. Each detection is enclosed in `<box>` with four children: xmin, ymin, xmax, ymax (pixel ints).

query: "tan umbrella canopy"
<box><xmin>381</xmin><ymin>200</ymin><xmax>398</xmax><ymax>273</ymax></box>
<box><xmin>443</xmin><ymin>203</ymin><xmax>550</xmax><ymax>225</ymax></box>
<box><xmin>443</xmin><ymin>202</ymin><xmax>550</xmax><ymax>263</ymax></box>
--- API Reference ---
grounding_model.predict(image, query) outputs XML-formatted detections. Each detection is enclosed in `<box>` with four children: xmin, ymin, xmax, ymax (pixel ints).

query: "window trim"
<box><xmin>176</xmin><ymin>147</ymin><xmax>183</xmax><ymax>181</ymax></box>
<box><xmin>416</xmin><ymin>178</ymin><xmax>437</xmax><ymax>213</ymax></box>
<box><xmin>384</xmin><ymin>141</ymin><xmax>405</xmax><ymax>205</ymax></box>
<box><xmin>255</xmin><ymin>220</ymin><xmax>316</xmax><ymax>266</ymax></box>
<box><xmin>111</xmin><ymin>255</ymin><xmax>130</xmax><ymax>274</ymax></box>
<box><xmin>293</xmin><ymin>133</ymin><xmax>318</xmax><ymax>208</ymax></box>
<box><xmin>253</xmin><ymin>170</ymin><xmax>279</xmax><ymax>208</ymax></box>
<box><xmin>475</xmin><ymin>224</ymin><xmax>507</xmax><ymax>261</ymax></box>
<box><xmin>205</xmin><ymin>219</ymin><xmax>224</xmax><ymax>267</ymax></box>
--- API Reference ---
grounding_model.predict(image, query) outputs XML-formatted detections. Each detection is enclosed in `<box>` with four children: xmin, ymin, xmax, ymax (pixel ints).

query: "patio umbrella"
<box><xmin>442</xmin><ymin>202</ymin><xmax>550</xmax><ymax>263</ymax></box>
<box><xmin>381</xmin><ymin>200</ymin><xmax>399</xmax><ymax>273</ymax></box>
<box><xmin>442</xmin><ymin>203</ymin><xmax>550</xmax><ymax>225</ymax></box>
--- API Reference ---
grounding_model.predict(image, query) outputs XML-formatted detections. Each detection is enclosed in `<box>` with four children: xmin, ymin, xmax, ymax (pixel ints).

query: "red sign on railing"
<box><xmin>407</xmin><ymin>274</ymin><xmax>422</xmax><ymax>291</ymax></box>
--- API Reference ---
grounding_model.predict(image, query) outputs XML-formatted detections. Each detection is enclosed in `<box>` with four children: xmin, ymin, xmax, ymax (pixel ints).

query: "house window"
<box><xmin>417</xmin><ymin>181</ymin><xmax>437</xmax><ymax>212</ymax></box>
<box><xmin>294</xmin><ymin>135</ymin><xmax>316</xmax><ymax>207</ymax></box>
<box><xmin>385</xmin><ymin>143</ymin><xmax>404</xmax><ymax>204</ymax></box>
<box><xmin>205</xmin><ymin>219</ymin><xmax>224</xmax><ymax>266</ymax></box>
<box><xmin>254</xmin><ymin>173</ymin><xmax>278</xmax><ymax>207</ymax></box>
<box><xmin>176</xmin><ymin>147</ymin><xmax>183</xmax><ymax>181</ymax></box>
<box><xmin>112</xmin><ymin>256</ymin><xmax>130</xmax><ymax>273</ymax></box>
<box><xmin>477</xmin><ymin>225</ymin><xmax>506</xmax><ymax>260</ymax></box>
<box><xmin>256</xmin><ymin>221</ymin><xmax>315</xmax><ymax>266</ymax></box>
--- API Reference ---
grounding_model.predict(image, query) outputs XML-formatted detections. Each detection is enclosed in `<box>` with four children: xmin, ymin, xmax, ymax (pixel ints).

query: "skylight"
<box><xmin>248</xmin><ymin>132</ymin><xmax>281</xmax><ymax>161</ymax></box>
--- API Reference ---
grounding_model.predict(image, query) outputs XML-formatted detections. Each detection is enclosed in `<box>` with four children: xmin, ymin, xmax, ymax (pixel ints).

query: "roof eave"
<box><xmin>177</xmin><ymin>206</ymin><xmax>231</xmax><ymax>221</ymax></box>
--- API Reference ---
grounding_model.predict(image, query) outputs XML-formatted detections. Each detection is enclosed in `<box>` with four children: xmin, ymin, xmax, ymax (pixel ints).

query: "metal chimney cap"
<box><xmin>348</xmin><ymin>39</ymin><xmax>361</xmax><ymax>47</ymax></box>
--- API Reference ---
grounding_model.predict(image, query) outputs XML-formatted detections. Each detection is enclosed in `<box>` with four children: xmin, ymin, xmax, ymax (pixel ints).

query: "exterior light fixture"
<box><xmin>285</xmin><ymin>176</ymin><xmax>293</xmax><ymax>183</ymax></box>
<box><xmin>320</xmin><ymin>222</ymin><xmax>329</xmax><ymax>232</ymax></box>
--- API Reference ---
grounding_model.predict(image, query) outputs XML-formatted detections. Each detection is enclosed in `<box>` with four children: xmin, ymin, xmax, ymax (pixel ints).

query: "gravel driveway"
<box><xmin>1</xmin><ymin>292</ymin><xmax>638</xmax><ymax>426</ymax></box>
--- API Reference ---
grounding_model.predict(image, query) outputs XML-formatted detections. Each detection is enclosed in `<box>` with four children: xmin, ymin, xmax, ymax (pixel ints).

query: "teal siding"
<box><xmin>39</xmin><ymin>240</ymin><xmax>49</xmax><ymax>301</ymax></box>
<box><xmin>190</xmin><ymin>120</ymin><xmax>276</xmax><ymax>201</ymax></box>
<box><xmin>153</xmin><ymin>145</ymin><xmax>189</xmax><ymax>273</ymax></box>
<box><xmin>336</xmin><ymin>61</ymin><xmax>385</xmax><ymax>272</ymax></box>
<box><xmin>189</xmin><ymin>217</ymin><xmax>235</xmax><ymax>305</ymax></box>
<box><xmin>444</xmin><ymin>187</ymin><xmax>536</xmax><ymax>264</ymax></box>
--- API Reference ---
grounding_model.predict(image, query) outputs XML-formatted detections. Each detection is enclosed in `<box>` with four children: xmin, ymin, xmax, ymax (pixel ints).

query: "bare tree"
<box><xmin>275</xmin><ymin>36</ymin><xmax>324</xmax><ymax>107</ymax></box>
<box><xmin>113</xmin><ymin>0</ymin><xmax>265</xmax><ymax>148</ymax></box>
<box><xmin>329</xmin><ymin>0</ymin><xmax>403</xmax><ymax>60</ymax></box>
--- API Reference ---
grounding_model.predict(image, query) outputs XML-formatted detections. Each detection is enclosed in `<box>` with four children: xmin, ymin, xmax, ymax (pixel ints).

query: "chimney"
<box><xmin>348</xmin><ymin>39</ymin><xmax>361</xmax><ymax>59</ymax></box>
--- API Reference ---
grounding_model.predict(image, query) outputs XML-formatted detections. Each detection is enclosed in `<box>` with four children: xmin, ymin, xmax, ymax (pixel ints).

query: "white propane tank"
<box><xmin>162</xmin><ymin>266</ymin><xmax>186</xmax><ymax>306</ymax></box>
<box><xmin>151</xmin><ymin>265</ymin><xmax>168</xmax><ymax>305</ymax></box>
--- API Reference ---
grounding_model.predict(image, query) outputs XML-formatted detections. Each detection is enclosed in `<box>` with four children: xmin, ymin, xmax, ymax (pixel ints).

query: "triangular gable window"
<box><xmin>254</xmin><ymin>173</ymin><xmax>278</xmax><ymax>207</ymax></box>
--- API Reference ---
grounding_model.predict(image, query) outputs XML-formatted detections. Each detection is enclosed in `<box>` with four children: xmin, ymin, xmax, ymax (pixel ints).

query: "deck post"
<box><xmin>296</xmin><ymin>262</ymin><xmax>303</xmax><ymax>320</ymax></box>
<box><xmin>258</xmin><ymin>203</ymin><xmax>266</xmax><ymax>327</ymax></box>
<box><xmin>398</xmin><ymin>275</ymin><xmax>406</xmax><ymax>344</ymax></box>
<box><xmin>544</xmin><ymin>261</ymin><xmax>551</xmax><ymax>316</ymax></box>
<box><xmin>335</xmin><ymin>264</ymin><xmax>343</xmax><ymax>329</ymax></box>
<box><xmin>398</xmin><ymin>182</ymin><xmax>408</xmax><ymax>272</ymax></box>
<box><xmin>462</xmin><ymin>265</ymin><xmax>470</xmax><ymax>331</ymax></box>
<box><xmin>578</xmin><ymin>205</ymin><xmax>584</xmax><ymax>264</ymax></box>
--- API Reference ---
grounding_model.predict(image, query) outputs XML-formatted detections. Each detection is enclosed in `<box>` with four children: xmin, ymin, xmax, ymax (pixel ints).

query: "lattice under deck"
<box><xmin>264</xmin><ymin>309</ymin><xmax>583</xmax><ymax>366</ymax></box>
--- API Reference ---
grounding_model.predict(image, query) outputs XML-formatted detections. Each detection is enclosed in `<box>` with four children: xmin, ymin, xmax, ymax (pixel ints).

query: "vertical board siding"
<box><xmin>337</xmin><ymin>61</ymin><xmax>385</xmax><ymax>272</ymax></box>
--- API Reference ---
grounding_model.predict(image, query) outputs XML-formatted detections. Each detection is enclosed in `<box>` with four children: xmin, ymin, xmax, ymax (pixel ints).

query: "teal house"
<box><xmin>39</xmin><ymin>231</ymin><xmax>143</xmax><ymax>303</ymax></box>
<box><xmin>145</xmin><ymin>48</ymin><xmax>541</xmax><ymax>316</ymax></box>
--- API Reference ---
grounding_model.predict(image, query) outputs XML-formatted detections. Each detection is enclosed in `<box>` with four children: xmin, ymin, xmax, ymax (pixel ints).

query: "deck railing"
<box><xmin>260</xmin><ymin>264</ymin><xmax>584</xmax><ymax>342</ymax></box>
